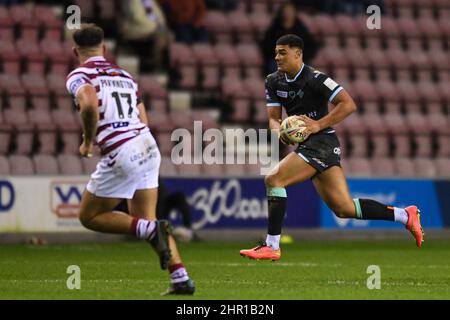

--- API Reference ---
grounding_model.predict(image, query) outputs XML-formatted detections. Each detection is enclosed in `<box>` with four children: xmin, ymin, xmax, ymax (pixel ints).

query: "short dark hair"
<box><xmin>73</xmin><ymin>24</ymin><xmax>104</xmax><ymax>48</ymax></box>
<box><xmin>276</xmin><ymin>34</ymin><xmax>304</xmax><ymax>51</ymax></box>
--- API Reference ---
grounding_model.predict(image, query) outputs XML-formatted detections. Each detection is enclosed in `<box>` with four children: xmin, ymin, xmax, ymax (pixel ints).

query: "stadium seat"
<box><xmin>191</xmin><ymin>44</ymin><xmax>220</xmax><ymax>90</ymax></box>
<box><xmin>40</xmin><ymin>38</ymin><xmax>71</xmax><ymax>75</ymax></box>
<box><xmin>370</xmin><ymin>157</ymin><xmax>395</xmax><ymax>177</ymax></box>
<box><xmin>236</xmin><ymin>43</ymin><xmax>263</xmax><ymax>78</ymax></box>
<box><xmin>347</xmin><ymin>157</ymin><xmax>372</xmax><ymax>177</ymax></box>
<box><xmin>147</xmin><ymin>111</ymin><xmax>174</xmax><ymax>133</ymax></box>
<box><xmin>371</xmin><ymin>134</ymin><xmax>390</xmax><ymax>158</ymax></box>
<box><xmin>61</xmin><ymin>132</ymin><xmax>81</xmax><ymax>155</ymax></box>
<box><xmin>9</xmin><ymin>155</ymin><xmax>34</xmax><ymax>175</ymax></box>
<box><xmin>57</xmin><ymin>154</ymin><xmax>83</xmax><ymax>175</ymax></box>
<box><xmin>0</xmin><ymin>40</ymin><xmax>21</xmax><ymax>75</ymax></box>
<box><xmin>405</xmin><ymin>113</ymin><xmax>428</xmax><ymax>134</ymax></box>
<box><xmin>16</xmin><ymin>39</ymin><xmax>46</xmax><ymax>75</ymax></box>
<box><xmin>253</xmin><ymin>99</ymin><xmax>268</xmax><ymax>124</ymax></box>
<box><xmin>249</xmin><ymin>11</ymin><xmax>271</xmax><ymax>40</ymax></box>
<box><xmin>392</xmin><ymin>134</ymin><xmax>412</xmax><ymax>157</ymax></box>
<box><xmin>190</xmin><ymin>110</ymin><xmax>219</xmax><ymax>131</ymax></box>
<box><xmin>413</xmin><ymin>134</ymin><xmax>433</xmax><ymax>157</ymax></box>
<box><xmin>228</xmin><ymin>11</ymin><xmax>254</xmax><ymax>43</ymax></box>
<box><xmin>435</xmin><ymin>158</ymin><xmax>450</xmax><ymax>176</ymax></box>
<box><xmin>204</xmin><ymin>10</ymin><xmax>232</xmax><ymax>43</ymax></box>
<box><xmin>51</xmin><ymin>110</ymin><xmax>81</xmax><ymax>130</ymax></box>
<box><xmin>348</xmin><ymin>134</ymin><xmax>368</xmax><ymax>158</ymax></box>
<box><xmin>0</xmin><ymin>155</ymin><xmax>10</xmax><ymax>175</ymax></box>
<box><xmin>394</xmin><ymin>157</ymin><xmax>415</xmax><ymax>177</ymax></box>
<box><xmin>156</xmin><ymin>132</ymin><xmax>173</xmax><ymax>157</ymax></box>
<box><xmin>0</xmin><ymin>122</ymin><xmax>12</xmax><ymax>155</ymax></box>
<box><xmin>74</xmin><ymin>0</ymin><xmax>95</xmax><ymax>21</ymax></box>
<box><xmin>9</xmin><ymin>5</ymin><xmax>33</xmax><ymax>25</ymax></box>
<box><xmin>414</xmin><ymin>158</ymin><xmax>437</xmax><ymax>177</ymax></box>
<box><xmin>160</xmin><ymin>156</ymin><xmax>177</xmax><ymax>176</ymax></box>
<box><xmin>214</xmin><ymin>43</ymin><xmax>241</xmax><ymax>78</ymax></box>
<box><xmin>437</xmin><ymin>134</ymin><xmax>450</xmax><ymax>157</ymax></box>
<box><xmin>33</xmin><ymin>154</ymin><xmax>59</xmax><ymax>175</ymax></box>
<box><xmin>36</xmin><ymin>128</ymin><xmax>58</xmax><ymax>155</ymax></box>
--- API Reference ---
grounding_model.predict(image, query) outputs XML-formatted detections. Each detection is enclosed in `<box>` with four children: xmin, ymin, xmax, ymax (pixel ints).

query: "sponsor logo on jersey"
<box><xmin>276</xmin><ymin>90</ymin><xmax>288</xmax><ymax>98</ymax></box>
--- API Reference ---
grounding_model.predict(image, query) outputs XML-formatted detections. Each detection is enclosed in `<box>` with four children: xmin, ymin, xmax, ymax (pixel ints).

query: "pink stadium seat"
<box><xmin>398</xmin><ymin>17</ymin><xmax>422</xmax><ymax>39</ymax></box>
<box><xmin>230</xmin><ymin>99</ymin><xmax>252</xmax><ymax>123</ymax></box>
<box><xmin>191</xmin><ymin>44</ymin><xmax>220</xmax><ymax>90</ymax></box>
<box><xmin>47</xmin><ymin>74</ymin><xmax>68</xmax><ymax>96</ymax></box>
<box><xmin>437</xmin><ymin>134</ymin><xmax>450</xmax><ymax>157</ymax></box>
<box><xmin>426</xmin><ymin>114</ymin><xmax>449</xmax><ymax>134</ymax></box>
<box><xmin>392</xmin><ymin>134</ymin><xmax>411</xmax><ymax>157</ymax></box>
<box><xmin>362</xmin><ymin>113</ymin><xmax>387</xmax><ymax>134</ymax></box>
<box><xmin>413</xmin><ymin>134</ymin><xmax>433</xmax><ymax>158</ymax></box>
<box><xmin>371</xmin><ymin>158</ymin><xmax>395</xmax><ymax>177</ymax></box>
<box><xmin>57</xmin><ymin>154</ymin><xmax>83</xmax><ymax>175</ymax></box>
<box><xmin>249</xmin><ymin>11</ymin><xmax>271</xmax><ymax>40</ymax></box>
<box><xmin>160</xmin><ymin>156</ymin><xmax>177</xmax><ymax>176</ymax></box>
<box><xmin>170</xmin><ymin>111</ymin><xmax>194</xmax><ymax>131</ymax></box>
<box><xmin>9</xmin><ymin>5</ymin><xmax>33</xmax><ymax>25</ymax></box>
<box><xmin>22</xmin><ymin>74</ymin><xmax>49</xmax><ymax>98</ymax></box>
<box><xmin>16</xmin><ymin>39</ymin><xmax>46</xmax><ymax>75</ymax></box>
<box><xmin>0</xmin><ymin>40</ymin><xmax>21</xmax><ymax>75</ymax></box>
<box><xmin>414</xmin><ymin>158</ymin><xmax>437</xmax><ymax>177</ymax></box>
<box><xmin>190</xmin><ymin>110</ymin><xmax>219</xmax><ymax>130</ymax></box>
<box><xmin>51</xmin><ymin>110</ymin><xmax>80</xmax><ymax>130</ymax></box>
<box><xmin>37</xmin><ymin>129</ymin><xmax>58</xmax><ymax>155</ymax></box>
<box><xmin>347</xmin><ymin>157</ymin><xmax>372</xmax><ymax>176</ymax></box>
<box><xmin>435</xmin><ymin>158</ymin><xmax>450</xmax><ymax>176</ymax></box>
<box><xmin>236</xmin><ymin>43</ymin><xmax>263</xmax><ymax>78</ymax></box>
<box><xmin>9</xmin><ymin>155</ymin><xmax>34</xmax><ymax>175</ymax></box>
<box><xmin>74</xmin><ymin>0</ymin><xmax>95</xmax><ymax>20</ymax></box>
<box><xmin>204</xmin><ymin>11</ymin><xmax>232</xmax><ymax>43</ymax></box>
<box><xmin>28</xmin><ymin>109</ymin><xmax>54</xmax><ymax>127</ymax></box>
<box><xmin>156</xmin><ymin>132</ymin><xmax>173</xmax><ymax>157</ymax></box>
<box><xmin>228</xmin><ymin>11</ymin><xmax>254</xmax><ymax>43</ymax></box>
<box><xmin>61</xmin><ymin>132</ymin><xmax>81</xmax><ymax>155</ymax></box>
<box><xmin>0</xmin><ymin>155</ymin><xmax>10</xmax><ymax>174</ymax></box>
<box><xmin>371</xmin><ymin>134</ymin><xmax>390</xmax><ymax>158</ymax></box>
<box><xmin>147</xmin><ymin>111</ymin><xmax>174</xmax><ymax>133</ymax></box>
<box><xmin>394</xmin><ymin>157</ymin><xmax>415</xmax><ymax>177</ymax></box>
<box><xmin>0</xmin><ymin>121</ymin><xmax>12</xmax><ymax>155</ymax></box>
<box><xmin>352</xmin><ymin>81</ymin><xmax>380</xmax><ymax>104</ymax></box>
<box><xmin>33</xmin><ymin>154</ymin><xmax>59</xmax><ymax>175</ymax></box>
<box><xmin>341</xmin><ymin>113</ymin><xmax>366</xmax><ymax>134</ymax></box>
<box><xmin>313</xmin><ymin>15</ymin><xmax>339</xmax><ymax>37</ymax></box>
<box><xmin>81</xmin><ymin>155</ymin><xmax>99</xmax><ymax>175</ymax></box>
<box><xmin>254</xmin><ymin>99</ymin><xmax>268</xmax><ymax>124</ymax></box>
<box><xmin>348</xmin><ymin>134</ymin><xmax>368</xmax><ymax>157</ymax></box>
<box><xmin>40</xmin><ymin>38</ymin><xmax>71</xmax><ymax>75</ymax></box>
<box><xmin>405</xmin><ymin>113</ymin><xmax>429</xmax><ymax>134</ymax></box>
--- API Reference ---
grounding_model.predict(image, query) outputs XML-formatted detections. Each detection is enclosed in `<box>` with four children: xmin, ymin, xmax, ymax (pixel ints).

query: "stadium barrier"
<box><xmin>0</xmin><ymin>177</ymin><xmax>449</xmax><ymax>232</ymax></box>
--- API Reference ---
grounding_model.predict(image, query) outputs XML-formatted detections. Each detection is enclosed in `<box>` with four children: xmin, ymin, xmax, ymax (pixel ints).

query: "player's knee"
<box><xmin>78</xmin><ymin>209</ymin><xmax>94</xmax><ymax>230</ymax></box>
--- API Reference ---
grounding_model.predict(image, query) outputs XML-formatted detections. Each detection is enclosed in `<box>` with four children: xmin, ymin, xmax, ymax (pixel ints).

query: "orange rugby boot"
<box><xmin>240</xmin><ymin>242</ymin><xmax>281</xmax><ymax>261</ymax></box>
<box><xmin>405</xmin><ymin>205</ymin><xmax>425</xmax><ymax>248</ymax></box>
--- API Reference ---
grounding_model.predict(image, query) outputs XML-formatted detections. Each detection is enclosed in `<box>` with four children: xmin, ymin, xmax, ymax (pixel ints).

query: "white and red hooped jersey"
<box><xmin>66</xmin><ymin>56</ymin><xmax>150</xmax><ymax>156</ymax></box>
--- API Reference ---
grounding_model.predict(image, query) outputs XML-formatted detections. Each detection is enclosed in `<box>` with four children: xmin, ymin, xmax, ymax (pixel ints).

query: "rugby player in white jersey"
<box><xmin>66</xmin><ymin>24</ymin><xmax>194</xmax><ymax>295</ymax></box>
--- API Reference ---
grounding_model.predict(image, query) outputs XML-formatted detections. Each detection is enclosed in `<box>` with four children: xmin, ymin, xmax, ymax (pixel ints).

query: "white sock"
<box><xmin>265</xmin><ymin>234</ymin><xmax>281</xmax><ymax>250</ymax></box>
<box><xmin>394</xmin><ymin>207</ymin><xmax>408</xmax><ymax>225</ymax></box>
<box><xmin>136</xmin><ymin>219</ymin><xmax>156</xmax><ymax>240</ymax></box>
<box><xmin>170</xmin><ymin>267</ymin><xmax>189</xmax><ymax>284</ymax></box>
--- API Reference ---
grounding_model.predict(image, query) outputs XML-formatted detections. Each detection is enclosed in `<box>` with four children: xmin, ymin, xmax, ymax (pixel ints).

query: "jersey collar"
<box><xmin>285</xmin><ymin>63</ymin><xmax>304</xmax><ymax>82</ymax></box>
<box><xmin>85</xmin><ymin>56</ymin><xmax>106</xmax><ymax>63</ymax></box>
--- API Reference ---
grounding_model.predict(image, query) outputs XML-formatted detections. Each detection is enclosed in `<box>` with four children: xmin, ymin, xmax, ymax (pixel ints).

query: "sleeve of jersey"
<box><xmin>265</xmin><ymin>79</ymin><xmax>281</xmax><ymax>107</ymax></box>
<box><xmin>66</xmin><ymin>72</ymin><xmax>94</xmax><ymax>97</ymax></box>
<box><xmin>312</xmin><ymin>73</ymin><xmax>344</xmax><ymax>103</ymax></box>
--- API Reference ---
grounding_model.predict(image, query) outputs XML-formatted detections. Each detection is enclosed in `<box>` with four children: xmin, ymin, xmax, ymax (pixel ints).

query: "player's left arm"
<box><xmin>299</xmin><ymin>89</ymin><xmax>357</xmax><ymax>134</ymax></box>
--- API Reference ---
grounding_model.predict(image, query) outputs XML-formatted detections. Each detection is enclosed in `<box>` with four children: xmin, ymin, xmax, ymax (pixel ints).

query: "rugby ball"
<box><xmin>279</xmin><ymin>116</ymin><xmax>308</xmax><ymax>144</ymax></box>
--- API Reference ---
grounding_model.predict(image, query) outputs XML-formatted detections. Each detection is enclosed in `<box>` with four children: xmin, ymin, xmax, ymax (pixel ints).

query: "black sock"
<box><xmin>355</xmin><ymin>198</ymin><xmax>395</xmax><ymax>221</ymax></box>
<box><xmin>267</xmin><ymin>196</ymin><xmax>287</xmax><ymax>235</ymax></box>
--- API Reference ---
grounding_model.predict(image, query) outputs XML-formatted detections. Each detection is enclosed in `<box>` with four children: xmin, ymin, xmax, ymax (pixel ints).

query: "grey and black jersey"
<box><xmin>265</xmin><ymin>64</ymin><xmax>344</xmax><ymax>133</ymax></box>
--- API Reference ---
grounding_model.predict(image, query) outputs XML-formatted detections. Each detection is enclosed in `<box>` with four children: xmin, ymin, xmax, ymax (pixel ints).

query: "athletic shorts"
<box><xmin>86</xmin><ymin>131</ymin><xmax>161</xmax><ymax>199</ymax></box>
<box><xmin>295</xmin><ymin>131</ymin><xmax>341</xmax><ymax>173</ymax></box>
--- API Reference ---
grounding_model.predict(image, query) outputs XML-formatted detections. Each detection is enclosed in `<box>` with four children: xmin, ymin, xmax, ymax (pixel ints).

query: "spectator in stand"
<box><xmin>261</xmin><ymin>1</ymin><xmax>319</xmax><ymax>75</ymax></box>
<box><xmin>119</xmin><ymin>0</ymin><xmax>171</xmax><ymax>71</ymax></box>
<box><xmin>205</xmin><ymin>0</ymin><xmax>238</xmax><ymax>11</ymax></box>
<box><xmin>159</xmin><ymin>0</ymin><xmax>209</xmax><ymax>44</ymax></box>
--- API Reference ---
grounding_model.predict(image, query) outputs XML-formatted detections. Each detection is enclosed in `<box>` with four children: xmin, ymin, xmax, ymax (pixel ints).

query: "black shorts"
<box><xmin>295</xmin><ymin>131</ymin><xmax>341</xmax><ymax>173</ymax></box>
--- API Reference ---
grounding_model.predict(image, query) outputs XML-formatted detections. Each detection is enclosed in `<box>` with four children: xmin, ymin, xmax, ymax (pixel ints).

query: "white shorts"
<box><xmin>86</xmin><ymin>132</ymin><xmax>161</xmax><ymax>199</ymax></box>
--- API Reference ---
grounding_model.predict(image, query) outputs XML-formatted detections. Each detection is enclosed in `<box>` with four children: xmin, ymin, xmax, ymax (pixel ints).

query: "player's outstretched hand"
<box><xmin>296</xmin><ymin>115</ymin><xmax>320</xmax><ymax>138</ymax></box>
<box><xmin>79</xmin><ymin>141</ymin><xmax>94</xmax><ymax>158</ymax></box>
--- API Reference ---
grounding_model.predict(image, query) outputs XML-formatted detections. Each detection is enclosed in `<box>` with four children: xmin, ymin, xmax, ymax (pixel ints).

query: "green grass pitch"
<box><xmin>1</xmin><ymin>240</ymin><xmax>449</xmax><ymax>299</ymax></box>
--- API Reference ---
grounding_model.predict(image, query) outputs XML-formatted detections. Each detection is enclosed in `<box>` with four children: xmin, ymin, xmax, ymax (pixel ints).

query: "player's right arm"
<box><xmin>76</xmin><ymin>85</ymin><xmax>99</xmax><ymax>157</ymax></box>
